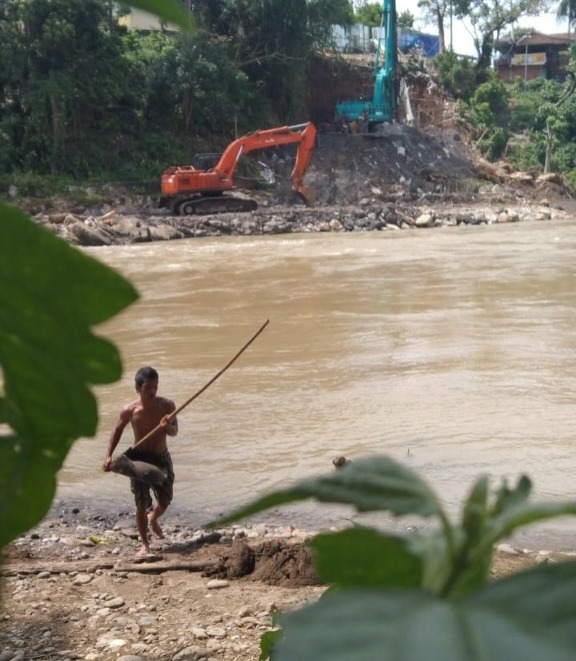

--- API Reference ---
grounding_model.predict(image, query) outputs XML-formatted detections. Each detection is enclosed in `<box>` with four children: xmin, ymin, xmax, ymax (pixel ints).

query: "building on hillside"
<box><xmin>493</xmin><ymin>31</ymin><xmax>576</xmax><ymax>82</ymax></box>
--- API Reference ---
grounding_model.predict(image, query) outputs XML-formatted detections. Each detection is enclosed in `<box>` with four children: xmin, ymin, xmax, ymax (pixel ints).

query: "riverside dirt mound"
<box><xmin>270</xmin><ymin>124</ymin><xmax>481</xmax><ymax>208</ymax></box>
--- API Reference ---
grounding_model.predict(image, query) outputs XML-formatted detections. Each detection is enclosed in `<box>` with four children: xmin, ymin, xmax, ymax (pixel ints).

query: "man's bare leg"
<box><xmin>148</xmin><ymin>503</ymin><xmax>167</xmax><ymax>539</ymax></box>
<box><xmin>135</xmin><ymin>502</ymin><xmax>150</xmax><ymax>556</ymax></box>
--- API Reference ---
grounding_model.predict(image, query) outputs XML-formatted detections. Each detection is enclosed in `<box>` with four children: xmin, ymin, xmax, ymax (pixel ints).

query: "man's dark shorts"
<box><xmin>124</xmin><ymin>447</ymin><xmax>175</xmax><ymax>509</ymax></box>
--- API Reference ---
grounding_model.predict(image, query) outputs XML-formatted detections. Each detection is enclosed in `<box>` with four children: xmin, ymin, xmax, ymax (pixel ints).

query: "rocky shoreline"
<box><xmin>2</xmin><ymin>499</ymin><xmax>575</xmax><ymax>661</ymax></box>
<box><xmin>11</xmin><ymin>185</ymin><xmax>573</xmax><ymax>247</ymax></box>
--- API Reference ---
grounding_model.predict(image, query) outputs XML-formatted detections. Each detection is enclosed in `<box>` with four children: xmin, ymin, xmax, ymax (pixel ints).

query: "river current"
<box><xmin>56</xmin><ymin>220</ymin><xmax>576</xmax><ymax>549</ymax></box>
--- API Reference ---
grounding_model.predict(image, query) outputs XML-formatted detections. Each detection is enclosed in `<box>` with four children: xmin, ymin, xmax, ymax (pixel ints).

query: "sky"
<box><xmin>394</xmin><ymin>0</ymin><xmax>568</xmax><ymax>57</ymax></box>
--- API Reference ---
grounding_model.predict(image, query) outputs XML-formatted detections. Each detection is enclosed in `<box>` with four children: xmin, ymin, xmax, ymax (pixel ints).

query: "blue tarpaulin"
<box><xmin>398</xmin><ymin>31</ymin><xmax>440</xmax><ymax>57</ymax></box>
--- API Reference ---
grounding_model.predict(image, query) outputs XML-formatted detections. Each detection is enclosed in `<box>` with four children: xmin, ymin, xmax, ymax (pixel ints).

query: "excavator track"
<box><xmin>176</xmin><ymin>196</ymin><xmax>258</xmax><ymax>215</ymax></box>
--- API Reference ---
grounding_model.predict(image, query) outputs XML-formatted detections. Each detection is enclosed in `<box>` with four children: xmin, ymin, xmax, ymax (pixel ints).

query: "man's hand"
<box><xmin>102</xmin><ymin>456</ymin><xmax>113</xmax><ymax>472</ymax></box>
<box><xmin>160</xmin><ymin>414</ymin><xmax>178</xmax><ymax>437</ymax></box>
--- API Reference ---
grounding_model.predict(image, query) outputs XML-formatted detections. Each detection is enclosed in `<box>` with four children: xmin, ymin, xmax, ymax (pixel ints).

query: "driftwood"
<box><xmin>114</xmin><ymin>559</ymin><xmax>218</xmax><ymax>574</ymax></box>
<box><xmin>1</xmin><ymin>559</ymin><xmax>116</xmax><ymax>576</ymax></box>
<box><xmin>394</xmin><ymin>208</ymin><xmax>416</xmax><ymax>225</ymax></box>
<box><xmin>1</xmin><ymin>557</ymin><xmax>218</xmax><ymax>577</ymax></box>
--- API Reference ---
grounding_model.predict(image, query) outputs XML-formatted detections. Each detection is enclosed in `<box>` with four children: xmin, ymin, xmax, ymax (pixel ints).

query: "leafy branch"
<box><xmin>210</xmin><ymin>456</ymin><xmax>576</xmax><ymax>661</ymax></box>
<box><xmin>0</xmin><ymin>203</ymin><xmax>138</xmax><ymax>548</ymax></box>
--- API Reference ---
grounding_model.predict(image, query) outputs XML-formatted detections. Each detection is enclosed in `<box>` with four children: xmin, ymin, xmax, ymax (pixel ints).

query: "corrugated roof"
<box><xmin>495</xmin><ymin>30</ymin><xmax>576</xmax><ymax>49</ymax></box>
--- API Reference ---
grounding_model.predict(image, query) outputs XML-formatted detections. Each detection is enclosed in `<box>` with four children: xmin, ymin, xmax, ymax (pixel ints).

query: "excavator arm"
<box><xmin>160</xmin><ymin>122</ymin><xmax>317</xmax><ymax>215</ymax></box>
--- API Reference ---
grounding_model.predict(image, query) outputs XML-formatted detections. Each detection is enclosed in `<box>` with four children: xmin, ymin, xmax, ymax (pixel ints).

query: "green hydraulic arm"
<box><xmin>335</xmin><ymin>0</ymin><xmax>397</xmax><ymax>126</ymax></box>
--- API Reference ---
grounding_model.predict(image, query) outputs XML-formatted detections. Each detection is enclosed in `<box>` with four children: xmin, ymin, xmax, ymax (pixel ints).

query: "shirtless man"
<box><xmin>102</xmin><ymin>366</ymin><xmax>178</xmax><ymax>556</ymax></box>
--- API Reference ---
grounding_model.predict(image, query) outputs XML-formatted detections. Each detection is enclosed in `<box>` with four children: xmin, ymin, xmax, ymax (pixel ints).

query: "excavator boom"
<box><xmin>335</xmin><ymin>0</ymin><xmax>397</xmax><ymax>127</ymax></box>
<box><xmin>160</xmin><ymin>122</ymin><xmax>317</xmax><ymax>215</ymax></box>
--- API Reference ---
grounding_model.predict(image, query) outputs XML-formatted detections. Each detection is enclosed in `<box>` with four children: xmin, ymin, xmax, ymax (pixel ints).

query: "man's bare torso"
<box><xmin>125</xmin><ymin>396</ymin><xmax>174</xmax><ymax>454</ymax></box>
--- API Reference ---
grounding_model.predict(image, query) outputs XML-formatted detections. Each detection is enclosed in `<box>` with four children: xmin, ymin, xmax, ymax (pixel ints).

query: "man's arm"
<box><xmin>165</xmin><ymin>414</ymin><xmax>178</xmax><ymax>437</ymax></box>
<box><xmin>102</xmin><ymin>407</ymin><xmax>132</xmax><ymax>471</ymax></box>
<box><xmin>161</xmin><ymin>400</ymin><xmax>178</xmax><ymax>438</ymax></box>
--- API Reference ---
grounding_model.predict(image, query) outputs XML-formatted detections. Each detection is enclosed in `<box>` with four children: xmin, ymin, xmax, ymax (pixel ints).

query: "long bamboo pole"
<box><xmin>131</xmin><ymin>319</ymin><xmax>270</xmax><ymax>451</ymax></box>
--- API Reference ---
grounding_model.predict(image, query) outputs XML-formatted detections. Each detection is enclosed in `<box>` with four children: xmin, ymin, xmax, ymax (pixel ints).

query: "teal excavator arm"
<box><xmin>335</xmin><ymin>0</ymin><xmax>397</xmax><ymax>126</ymax></box>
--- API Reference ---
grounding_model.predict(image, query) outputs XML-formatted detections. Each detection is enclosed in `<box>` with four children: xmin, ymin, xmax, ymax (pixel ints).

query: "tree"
<box><xmin>190</xmin><ymin>0</ymin><xmax>347</xmax><ymax>119</ymax></box>
<box><xmin>453</xmin><ymin>0</ymin><xmax>550</xmax><ymax>69</ymax></box>
<box><xmin>397</xmin><ymin>9</ymin><xmax>415</xmax><ymax>27</ymax></box>
<box><xmin>418</xmin><ymin>0</ymin><xmax>448</xmax><ymax>52</ymax></box>
<box><xmin>0</xmin><ymin>0</ymin><xmax>132</xmax><ymax>175</ymax></box>
<box><xmin>355</xmin><ymin>0</ymin><xmax>383</xmax><ymax>26</ymax></box>
<box><xmin>123</xmin><ymin>30</ymin><xmax>263</xmax><ymax>136</ymax></box>
<box><xmin>556</xmin><ymin>0</ymin><xmax>576</xmax><ymax>32</ymax></box>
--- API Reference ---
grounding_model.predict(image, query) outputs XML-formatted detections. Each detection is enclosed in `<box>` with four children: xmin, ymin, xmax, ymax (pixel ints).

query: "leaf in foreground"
<box><xmin>274</xmin><ymin>562</ymin><xmax>576</xmax><ymax>661</ymax></box>
<box><xmin>0</xmin><ymin>205</ymin><xmax>138</xmax><ymax>547</ymax></box>
<box><xmin>309</xmin><ymin>528</ymin><xmax>423</xmax><ymax>589</ymax></box>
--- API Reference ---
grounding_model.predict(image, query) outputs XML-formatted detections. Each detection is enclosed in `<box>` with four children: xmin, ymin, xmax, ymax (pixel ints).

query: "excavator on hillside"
<box><xmin>159</xmin><ymin>122</ymin><xmax>317</xmax><ymax>215</ymax></box>
<box><xmin>335</xmin><ymin>0</ymin><xmax>397</xmax><ymax>129</ymax></box>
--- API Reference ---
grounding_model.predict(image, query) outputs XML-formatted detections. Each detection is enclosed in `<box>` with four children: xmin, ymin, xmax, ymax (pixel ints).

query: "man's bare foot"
<box><xmin>148</xmin><ymin>514</ymin><xmax>164</xmax><ymax>539</ymax></box>
<box><xmin>136</xmin><ymin>544</ymin><xmax>150</xmax><ymax>557</ymax></box>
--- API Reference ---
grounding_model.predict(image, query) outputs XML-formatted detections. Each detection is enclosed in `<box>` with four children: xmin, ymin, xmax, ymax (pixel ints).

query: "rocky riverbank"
<box><xmin>16</xmin><ymin>192</ymin><xmax>573</xmax><ymax>248</ymax></box>
<box><xmin>9</xmin><ymin>124</ymin><xmax>576</xmax><ymax>247</ymax></box>
<box><xmin>2</xmin><ymin>501</ymin><xmax>575</xmax><ymax>661</ymax></box>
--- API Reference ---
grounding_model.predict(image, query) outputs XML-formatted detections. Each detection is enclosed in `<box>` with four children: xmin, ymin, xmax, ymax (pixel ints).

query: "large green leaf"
<box><xmin>210</xmin><ymin>456</ymin><xmax>447</xmax><ymax>527</ymax></box>
<box><xmin>122</xmin><ymin>0</ymin><xmax>193</xmax><ymax>30</ymax></box>
<box><xmin>309</xmin><ymin>528</ymin><xmax>423</xmax><ymax>589</ymax></box>
<box><xmin>0</xmin><ymin>205</ymin><xmax>138</xmax><ymax>547</ymax></box>
<box><xmin>466</xmin><ymin>560</ymin><xmax>576</xmax><ymax>643</ymax></box>
<box><xmin>274</xmin><ymin>561</ymin><xmax>576</xmax><ymax>661</ymax></box>
<box><xmin>480</xmin><ymin>499</ymin><xmax>576</xmax><ymax>553</ymax></box>
<box><xmin>461</xmin><ymin>475</ymin><xmax>489</xmax><ymax>542</ymax></box>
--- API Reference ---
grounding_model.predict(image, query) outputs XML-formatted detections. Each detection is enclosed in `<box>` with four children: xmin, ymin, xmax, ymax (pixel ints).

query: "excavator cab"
<box><xmin>191</xmin><ymin>153</ymin><xmax>221</xmax><ymax>170</ymax></box>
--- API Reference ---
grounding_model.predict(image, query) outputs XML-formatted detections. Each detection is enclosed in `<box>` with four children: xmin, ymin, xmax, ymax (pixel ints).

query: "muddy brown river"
<box><xmin>56</xmin><ymin>220</ymin><xmax>576</xmax><ymax>549</ymax></box>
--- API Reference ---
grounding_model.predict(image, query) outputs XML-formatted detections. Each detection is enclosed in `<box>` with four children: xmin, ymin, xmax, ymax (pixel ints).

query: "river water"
<box><xmin>56</xmin><ymin>220</ymin><xmax>576</xmax><ymax>549</ymax></box>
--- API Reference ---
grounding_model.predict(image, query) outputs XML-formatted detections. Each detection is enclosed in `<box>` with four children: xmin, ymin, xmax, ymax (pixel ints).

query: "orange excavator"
<box><xmin>159</xmin><ymin>122</ymin><xmax>317</xmax><ymax>215</ymax></box>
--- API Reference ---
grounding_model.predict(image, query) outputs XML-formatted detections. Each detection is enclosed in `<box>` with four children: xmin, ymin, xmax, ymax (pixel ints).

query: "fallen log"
<box><xmin>113</xmin><ymin>559</ymin><xmax>219</xmax><ymax>574</ymax></box>
<box><xmin>1</xmin><ymin>557</ymin><xmax>218</xmax><ymax>577</ymax></box>
<box><xmin>1</xmin><ymin>559</ymin><xmax>116</xmax><ymax>576</ymax></box>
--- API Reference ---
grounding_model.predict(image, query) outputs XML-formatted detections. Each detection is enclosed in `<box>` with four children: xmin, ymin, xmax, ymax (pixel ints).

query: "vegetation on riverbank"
<box><xmin>1</xmin><ymin>0</ymin><xmax>576</xmax><ymax>194</ymax></box>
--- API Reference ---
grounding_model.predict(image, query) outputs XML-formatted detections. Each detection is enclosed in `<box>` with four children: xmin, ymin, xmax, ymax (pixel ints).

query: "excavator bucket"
<box><xmin>297</xmin><ymin>185</ymin><xmax>315</xmax><ymax>208</ymax></box>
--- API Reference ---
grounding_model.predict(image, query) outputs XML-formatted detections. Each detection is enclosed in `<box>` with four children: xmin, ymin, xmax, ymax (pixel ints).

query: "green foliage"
<box><xmin>308</xmin><ymin>0</ymin><xmax>354</xmax><ymax>28</ymax></box>
<box><xmin>470</xmin><ymin>77</ymin><xmax>510</xmax><ymax>122</ymax></box>
<box><xmin>192</xmin><ymin>0</ymin><xmax>315</xmax><ymax>120</ymax></box>
<box><xmin>431</xmin><ymin>51</ymin><xmax>488</xmax><ymax>101</ymax></box>
<box><xmin>211</xmin><ymin>456</ymin><xmax>576</xmax><ymax>661</ymax></box>
<box><xmin>556</xmin><ymin>0</ymin><xmax>576</xmax><ymax>31</ymax></box>
<box><xmin>562</xmin><ymin>168</ymin><xmax>576</xmax><ymax>194</ymax></box>
<box><xmin>498</xmin><ymin>76</ymin><xmax>576</xmax><ymax>172</ymax></box>
<box><xmin>0</xmin><ymin>172</ymin><xmax>75</xmax><ymax>198</ymax></box>
<box><xmin>397</xmin><ymin>9</ymin><xmax>415</xmax><ymax>27</ymax></box>
<box><xmin>459</xmin><ymin>77</ymin><xmax>511</xmax><ymax>159</ymax></box>
<box><xmin>123</xmin><ymin>31</ymin><xmax>266</xmax><ymax>136</ymax></box>
<box><xmin>354</xmin><ymin>1</ymin><xmax>383</xmax><ymax>26</ymax></box>
<box><xmin>0</xmin><ymin>204</ymin><xmax>138</xmax><ymax>548</ymax></box>
<box><xmin>476</xmin><ymin>126</ymin><xmax>509</xmax><ymax>160</ymax></box>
